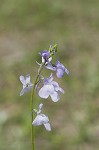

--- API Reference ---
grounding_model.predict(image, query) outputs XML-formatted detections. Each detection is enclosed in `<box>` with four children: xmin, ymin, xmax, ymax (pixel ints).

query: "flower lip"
<box><xmin>32</xmin><ymin>103</ymin><xmax>51</xmax><ymax>131</ymax></box>
<box><xmin>39</xmin><ymin>74</ymin><xmax>64</xmax><ymax>102</ymax></box>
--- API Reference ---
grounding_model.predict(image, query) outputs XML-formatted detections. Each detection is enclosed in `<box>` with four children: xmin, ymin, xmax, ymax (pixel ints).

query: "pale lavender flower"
<box><xmin>32</xmin><ymin>103</ymin><xmax>51</xmax><ymax>131</ymax></box>
<box><xmin>46</xmin><ymin>60</ymin><xmax>70</xmax><ymax>78</ymax></box>
<box><xmin>39</xmin><ymin>50</ymin><xmax>52</xmax><ymax>63</ymax></box>
<box><xmin>39</xmin><ymin>74</ymin><xmax>64</xmax><ymax>102</ymax></box>
<box><xmin>20</xmin><ymin>74</ymin><xmax>33</xmax><ymax>96</ymax></box>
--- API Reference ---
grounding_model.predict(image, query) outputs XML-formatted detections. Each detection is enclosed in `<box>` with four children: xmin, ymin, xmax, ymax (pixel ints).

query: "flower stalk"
<box><xmin>31</xmin><ymin>62</ymin><xmax>45</xmax><ymax>150</ymax></box>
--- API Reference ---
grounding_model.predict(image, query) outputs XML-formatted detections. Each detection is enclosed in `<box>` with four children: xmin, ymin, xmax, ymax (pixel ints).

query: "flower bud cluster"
<box><xmin>49</xmin><ymin>44</ymin><xmax>57</xmax><ymax>56</ymax></box>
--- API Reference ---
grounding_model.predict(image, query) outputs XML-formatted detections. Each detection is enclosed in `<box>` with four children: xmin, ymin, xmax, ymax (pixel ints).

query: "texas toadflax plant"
<box><xmin>19</xmin><ymin>44</ymin><xmax>70</xmax><ymax>150</ymax></box>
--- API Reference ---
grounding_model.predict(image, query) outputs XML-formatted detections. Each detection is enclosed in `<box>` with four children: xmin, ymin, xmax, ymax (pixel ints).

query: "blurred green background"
<box><xmin>0</xmin><ymin>0</ymin><xmax>99</xmax><ymax>150</ymax></box>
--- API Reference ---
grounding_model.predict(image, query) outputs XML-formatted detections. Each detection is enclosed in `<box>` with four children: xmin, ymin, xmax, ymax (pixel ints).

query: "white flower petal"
<box><xmin>39</xmin><ymin>86</ymin><xmax>50</xmax><ymax>99</ymax></box>
<box><xmin>51</xmin><ymin>81</ymin><xmax>59</xmax><ymax>89</ymax></box>
<box><xmin>52</xmin><ymin>82</ymin><xmax>64</xmax><ymax>94</ymax></box>
<box><xmin>32</xmin><ymin>114</ymin><xmax>49</xmax><ymax>126</ymax></box>
<box><xmin>48</xmin><ymin>57</ymin><xmax>52</xmax><ymax>62</ymax></box>
<box><xmin>39</xmin><ymin>103</ymin><xmax>43</xmax><ymax>110</ymax></box>
<box><xmin>46</xmin><ymin>84</ymin><xmax>55</xmax><ymax>95</ymax></box>
<box><xmin>20</xmin><ymin>89</ymin><xmax>25</xmax><ymax>96</ymax></box>
<box><xmin>56</xmin><ymin>68</ymin><xmax>64</xmax><ymax>78</ymax></box>
<box><xmin>59</xmin><ymin>87</ymin><xmax>64</xmax><ymax>94</ymax></box>
<box><xmin>23</xmin><ymin>84</ymin><xmax>26</xmax><ymax>89</ymax></box>
<box><xmin>50</xmin><ymin>91</ymin><xmax>59</xmax><ymax>102</ymax></box>
<box><xmin>29</xmin><ymin>82</ymin><xmax>33</xmax><ymax>88</ymax></box>
<box><xmin>20</xmin><ymin>76</ymin><xmax>26</xmax><ymax>85</ymax></box>
<box><xmin>44</xmin><ymin>123</ymin><xmax>51</xmax><ymax>131</ymax></box>
<box><xmin>65</xmin><ymin>67</ymin><xmax>70</xmax><ymax>75</ymax></box>
<box><xmin>32</xmin><ymin>115</ymin><xmax>44</xmax><ymax>126</ymax></box>
<box><xmin>41</xmin><ymin>114</ymin><xmax>49</xmax><ymax>124</ymax></box>
<box><xmin>46</xmin><ymin>63</ymin><xmax>56</xmax><ymax>71</ymax></box>
<box><xmin>26</xmin><ymin>74</ymin><xmax>30</xmax><ymax>84</ymax></box>
<box><xmin>54</xmin><ymin>86</ymin><xmax>64</xmax><ymax>94</ymax></box>
<box><xmin>20</xmin><ymin>87</ymin><xmax>29</xmax><ymax>96</ymax></box>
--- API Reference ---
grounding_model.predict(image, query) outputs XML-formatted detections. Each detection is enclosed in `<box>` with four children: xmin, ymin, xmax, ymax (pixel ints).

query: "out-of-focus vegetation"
<box><xmin>0</xmin><ymin>0</ymin><xmax>99</xmax><ymax>150</ymax></box>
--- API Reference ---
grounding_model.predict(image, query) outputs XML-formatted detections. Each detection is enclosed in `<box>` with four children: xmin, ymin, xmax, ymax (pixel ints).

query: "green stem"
<box><xmin>31</xmin><ymin>62</ymin><xmax>45</xmax><ymax>150</ymax></box>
